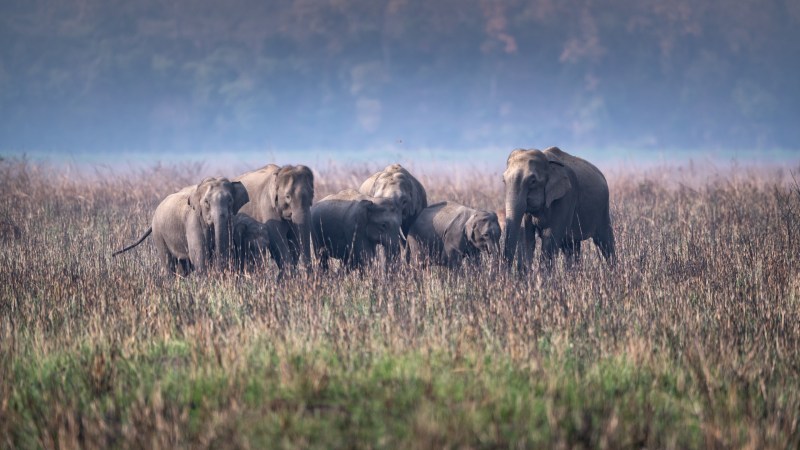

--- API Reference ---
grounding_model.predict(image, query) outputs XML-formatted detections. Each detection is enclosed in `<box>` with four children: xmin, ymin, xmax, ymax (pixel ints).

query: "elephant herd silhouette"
<box><xmin>114</xmin><ymin>147</ymin><xmax>615</xmax><ymax>276</ymax></box>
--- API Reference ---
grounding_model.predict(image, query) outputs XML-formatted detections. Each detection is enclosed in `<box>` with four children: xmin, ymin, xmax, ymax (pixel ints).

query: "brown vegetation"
<box><xmin>1</xmin><ymin>159</ymin><xmax>799</xmax><ymax>448</ymax></box>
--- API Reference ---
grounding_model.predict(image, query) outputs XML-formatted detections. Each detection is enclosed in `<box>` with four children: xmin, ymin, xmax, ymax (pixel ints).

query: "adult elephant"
<box><xmin>113</xmin><ymin>177</ymin><xmax>249</xmax><ymax>275</ymax></box>
<box><xmin>502</xmin><ymin>147</ymin><xmax>615</xmax><ymax>269</ymax></box>
<box><xmin>310</xmin><ymin>189</ymin><xmax>403</xmax><ymax>271</ymax></box>
<box><xmin>234</xmin><ymin>164</ymin><xmax>314</xmax><ymax>270</ymax></box>
<box><xmin>407</xmin><ymin>201</ymin><xmax>501</xmax><ymax>268</ymax></box>
<box><xmin>358</xmin><ymin>164</ymin><xmax>427</xmax><ymax>235</ymax></box>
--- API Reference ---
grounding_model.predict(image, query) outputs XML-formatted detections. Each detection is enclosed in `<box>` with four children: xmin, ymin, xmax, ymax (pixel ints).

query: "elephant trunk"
<box><xmin>292</xmin><ymin>206</ymin><xmax>312</xmax><ymax>267</ymax></box>
<box><xmin>214</xmin><ymin>216</ymin><xmax>232</xmax><ymax>272</ymax></box>
<box><xmin>488</xmin><ymin>239</ymin><xmax>502</xmax><ymax>260</ymax></box>
<box><xmin>503</xmin><ymin>185</ymin><xmax>526</xmax><ymax>267</ymax></box>
<box><xmin>386</xmin><ymin>229</ymin><xmax>403</xmax><ymax>262</ymax></box>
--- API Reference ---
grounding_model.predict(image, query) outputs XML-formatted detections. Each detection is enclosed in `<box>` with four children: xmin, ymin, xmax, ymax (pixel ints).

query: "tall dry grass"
<box><xmin>1</xmin><ymin>157</ymin><xmax>799</xmax><ymax>449</ymax></box>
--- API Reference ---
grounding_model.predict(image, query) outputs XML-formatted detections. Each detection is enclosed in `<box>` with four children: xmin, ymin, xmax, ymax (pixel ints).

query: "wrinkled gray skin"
<box><xmin>113</xmin><ymin>177</ymin><xmax>249</xmax><ymax>275</ymax></box>
<box><xmin>359</xmin><ymin>164</ymin><xmax>427</xmax><ymax>235</ymax></box>
<box><xmin>231</xmin><ymin>213</ymin><xmax>291</xmax><ymax>275</ymax></box>
<box><xmin>311</xmin><ymin>189</ymin><xmax>403</xmax><ymax>271</ymax></box>
<box><xmin>234</xmin><ymin>164</ymin><xmax>314</xmax><ymax>271</ymax></box>
<box><xmin>408</xmin><ymin>201</ymin><xmax>501</xmax><ymax>268</ymax></box>
<box><xmin>503</xmin><ymin>147</ymin><xmax>615</xmax><ymax>270</ymax></box>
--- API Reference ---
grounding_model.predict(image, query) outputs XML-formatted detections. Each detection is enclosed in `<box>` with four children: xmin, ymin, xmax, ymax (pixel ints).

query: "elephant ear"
<box><xmin>230</xmin><ymin>181</ymin><xmax>250</xmax><ymax>214</ymax></box>
<box><xmin>545</xmin><ymin>161</ymin><xmax>571</xmax><ymax>208</ymax></box>
<box><xmin>409</xmin><ymin>172</ymin><xmax>428</xmax><ymax>212</ymax></box>
<box><xmin>357</xmin><ymin>199</ymin><xmax>375</xmax><ymax>230</ymax></box>
<box><xmin>365</xmin><ymin>198</ymin><xmax>392</xmax><ymax>221</ymax></box>
<box><xmin>266</xmin><ymin>170</ymin><xmax>281</xmax><ymax>209</ymax></box>
<box><xmin>232</xmin><ymin>216</ymin><xmax>245</xmax><ymax>244</ymax></box>
<box><xmin>297</xmin><ymin>166</ymin><xmax>316</xmax><ymax>206</ymax></box>
<box><xmin>463</xmin><ymin>213</ymin><xmax>480</xmax><ymax>248</ymax></box>
<box><xmin>188</xmin><ymin>178</ymin><xmax>213</xmax><ymax>210</ymax></box>
<box><xmin>443</xmin><ymin>210</ymin><xmax>469</xmax><ymax>253</ymax></box>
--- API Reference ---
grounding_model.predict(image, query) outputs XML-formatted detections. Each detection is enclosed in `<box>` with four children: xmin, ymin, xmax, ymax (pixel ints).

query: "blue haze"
<box><xmin>1</xmin><ymin>0</ymin><xmax>799</xmax><ymax>167</ymax></box>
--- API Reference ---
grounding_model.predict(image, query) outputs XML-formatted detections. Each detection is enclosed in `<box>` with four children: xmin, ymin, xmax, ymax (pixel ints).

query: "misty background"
<box><xmin>1</xmin><ymin>0</ymin><xmax>799</xmax><ymax>168</ymax></box>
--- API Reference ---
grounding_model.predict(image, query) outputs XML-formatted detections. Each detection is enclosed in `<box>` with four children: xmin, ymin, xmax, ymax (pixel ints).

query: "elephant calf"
<box><xmin>310</xmin><ymin>189</ymin><xmax>403</xmax><ymax>271</ymax></box>
<box><xmin>231</xmin><ymin>213</ymin><xmax>291</xmax><ymax>274</ymax></box>
<box><xmin>407</xmin><ymin>202</ymin><xmax>501</xmax><ymax>268</ymax></box>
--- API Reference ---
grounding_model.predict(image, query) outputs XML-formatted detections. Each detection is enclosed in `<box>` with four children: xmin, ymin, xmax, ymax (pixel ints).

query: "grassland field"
<box><xmin>1</xmin><ymin>158</ymin><xmax>800</xmax><ymax>449</ymax></box>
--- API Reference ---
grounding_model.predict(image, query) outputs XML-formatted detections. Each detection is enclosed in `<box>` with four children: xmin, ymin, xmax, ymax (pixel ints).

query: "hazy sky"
<box><xmin>2</xmin><ymin>0</ymin><xmax>799</xmax><ymax>161</ymax></box>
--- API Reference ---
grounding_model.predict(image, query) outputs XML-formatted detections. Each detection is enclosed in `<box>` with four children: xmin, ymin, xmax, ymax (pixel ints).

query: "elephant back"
<box><xmin>311</xmin><ymin>193</ymin><xmax>362</xmax><ymax>236</ymax></box>
<box><xmin>542</xmin><ymin>147</ymin><xmax>610</xmax><ymax>239</ymax></box>
<box><xmin>358</xmin><ymin>164</ymin><xmax>427</xmax><ymax>233</ymax></box>
<box><xmin>543</xmin><ymin>147</ymin><xmax>608</xmax><ymax>191</ymax></box>
<box><xmin>233</xmin><ymin>165</ymin><xmax>281</xmax><ymax>221</ymax></box>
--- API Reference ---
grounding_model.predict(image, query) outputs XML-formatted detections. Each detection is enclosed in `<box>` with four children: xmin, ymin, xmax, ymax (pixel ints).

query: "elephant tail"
<box><xmin>112</xmin><ymin>227</ymin><xmax>152</xmax><ymax>256</ymax></box>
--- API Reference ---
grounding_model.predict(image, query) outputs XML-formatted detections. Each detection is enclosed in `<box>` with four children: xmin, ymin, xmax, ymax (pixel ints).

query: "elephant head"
<box><xmin>361</xmin><ymin>164</ymin><xmax>427</xmax><ymax>234</ymax></box>
<box><xmin>232</xmin><ymin>213</ymin><xmax>267</xmax><ymax>270</ymax></box>
<box><xmin>362</xmin><ymin>196</ymin><xmax>404</xmax><ymax>259</ymax></box>
<box><xmin>502</xmin><ymin>149</ymin><xmax>571</xmax><ymax>265</ymax></box>
<box><xmin>269</xmin><ymin>165</ymin><xmax>314</xmax><ymax>266</ymax></box>
<box><xmin>189</xmin><ymin>177</ymin><xmax>249</xmax><ymax>271</ymax></box>
<box><xmin>464</xmin><ymin>210</ymin><xmax>502</xmax><ymax>256</ymax></box>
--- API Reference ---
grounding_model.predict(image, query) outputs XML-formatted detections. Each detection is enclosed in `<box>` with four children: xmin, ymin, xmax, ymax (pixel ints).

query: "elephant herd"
<box><xmin>113</xmin><ymin>147</ymin><xmax>615</xmax><ymax>276</ymax></box>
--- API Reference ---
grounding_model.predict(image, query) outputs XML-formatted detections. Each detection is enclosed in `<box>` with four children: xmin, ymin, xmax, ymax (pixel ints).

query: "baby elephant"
<box><xmin>231</xmin><ymin>213</ymin><xmax>291</xmax><ymax>275</ymax></box>
<box><xmin>310</xmin><ymin>189</ymin><xmax>403</xmax><ymax>271</ymax></box>
<box><xmin>407</xmin><ymin>201</ymin><xmax>501</xmax><ymax>268</ymax></box>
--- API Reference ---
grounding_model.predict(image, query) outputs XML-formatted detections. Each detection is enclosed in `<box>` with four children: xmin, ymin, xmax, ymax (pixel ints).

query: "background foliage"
<box><xmin>2</xmin><ymin>0</ymin><xmax>799</xmax><ymax>153</ymax></box>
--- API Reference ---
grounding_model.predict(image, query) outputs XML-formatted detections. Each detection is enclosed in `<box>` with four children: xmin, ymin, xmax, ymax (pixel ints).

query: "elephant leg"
<box><xmin>269</xmin><ymin>241</ymin><xmax>285</xmax><ymax>271</ymax></box>
<box><xmin>539</xmin><ymin>230</ymin><xmax>557</xmax><ymax>265</ymax></box>
<box><xmin>385</xmin><ymin>244</ymin><xmax>403</xmax><ymax>271</ymax></box>
<box><xmin>155</xmin><ymin>236</ymin><xmax>179</xmax><ymax>275</ymax></box>
<box><xmin>562</xmin><ymin>239</ymin><xmax>582</xmax><ymax>268</ymax></box>
<box><xmin>540</xmin><ymin>226</ymin><xmax>568</xmax><ymax>268</ymax></box>
<box><xmin>316</xmin><ymin>246</ymin><xmax>330</xmax><ymax>273</ymax></box>
<box><xmin>346</xmin><ymin>252</ymin><xmax>360</xmax><ymax>271</ymax></box>
<box><xmin>285</xmin><ymin>233</ymin><xmax>301</xmax><ymax>267</ymax></box>
<box><xmin>254</xmin><ymin>255</ymin><xmax>263</xmax><ymax>273</ymax></box>
<box><xmin>237</xmin><ymin>248</ymin><xmax>247</xmax><ymax>273</ymax></box>
<box><xmin>270</xmin><ymin>230</ymin><xmax>294</xmax><ymax>276</ymax></box>
<box><xmin>541</xmin><ymin>202</ymin><xmax>576</xmax><ymax>268</ymax></box>
<box><xmin>268</xmin><ymin>241</ymin><xmax>288</xmax><ymax>281</ymax></box>
<box><xmin>593</xmin><ymin>225</ymin><xmax>616</xmax><ymax>264</ymax></box>
<box><xmin>445</xmin><ymin>248</ymin><xmax>466</xmax><ymax>269</ymax></box>
<box><xmin>465</xmin><ymin>251</ymin><xmax>481</xmax><ymax>269</ymax></box>
<box><xmin>516</xmin><ymin>214</ymin><xmax>536</xmax><ymax>272</ymax></box>
<box><xmin>354</xmin><ymin>244</ymin><xmax>375</xmax><ymax>272</ymax></box>
<box><xmin>186</xmin><ymin>226</ymin><xmax>209</xmax><ymax>274</ymax></box>
<box><xmin>165</xmin><ymin>257</ymin><xmax>179</xmax><ymax>275</ymax></box>
<box><xmin>177</xmin><ymin>259</ymin><xmax>192</xmax><ymax>276</ymax></box>
<box><xmin>361</xmin><ymin>246</ymin><xmax>376</xmax><ymax>271</ymax></box>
